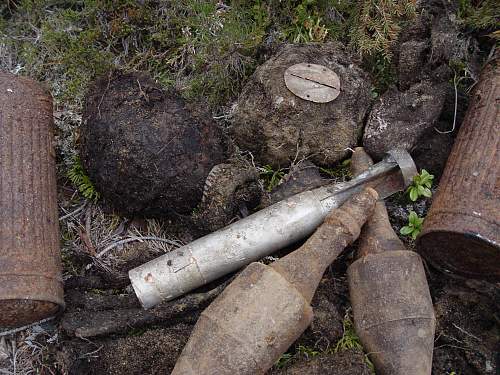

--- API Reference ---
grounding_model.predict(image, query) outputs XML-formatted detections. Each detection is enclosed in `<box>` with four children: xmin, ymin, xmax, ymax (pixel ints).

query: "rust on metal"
<box><xmin>171</xmin><ymin>189</ymin><xmax>378</xmax><ymax>375</ymax></box>
<box><xmin>348</xmin><ymin>147</ymin><xmax>436</xmax><ymax>375</ymax></box>
<box><xmin>284</xmin><ymin>63</ymin><xmax>340</xmax><ymax>103</ymax></box>
<box><xmin>0</xmin><ymin>72</ymin><xmax>64</xmax><ymax>327</ymax></box>
<box><xmin>417</xmin><ymin>55</ymin><xmax>500</xmax><ymax>281</ymax></box>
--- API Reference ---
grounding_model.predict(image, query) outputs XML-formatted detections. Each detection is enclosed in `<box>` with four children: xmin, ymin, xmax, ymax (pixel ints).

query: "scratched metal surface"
<box><xmin>284</xmin><ymin>63</ymin><xmax>341</xmax><ymax>103</ymax></box>
<box><xmin>418</xmin><ymin>55</ymin><xmax>500</xmax><ymax>281</ymax></box>
<box><xmin>0</xmin><ymin>72</ymin><xmax>64</xmax><ymax>327</ymax></box>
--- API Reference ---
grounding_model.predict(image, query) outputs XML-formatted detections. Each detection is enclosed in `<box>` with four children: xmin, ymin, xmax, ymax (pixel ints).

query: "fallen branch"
<box><xmin>62</xmin><ymin>280</ymin><xmax>229</xmax><ymax>338</ymax></box>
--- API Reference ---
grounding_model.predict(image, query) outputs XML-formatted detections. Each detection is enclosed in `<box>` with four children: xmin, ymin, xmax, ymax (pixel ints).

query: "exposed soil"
<box><xmin>51</xmin><ymin>244</ymin><xmax>499</xmax><ymax>374</ymax></box>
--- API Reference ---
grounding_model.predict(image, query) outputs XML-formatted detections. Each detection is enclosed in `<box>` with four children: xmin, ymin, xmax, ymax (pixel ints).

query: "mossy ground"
<box><xmin>0</xmin><ymin>0</ymin><xmax>420</xmax><ymax>107</ymax></box>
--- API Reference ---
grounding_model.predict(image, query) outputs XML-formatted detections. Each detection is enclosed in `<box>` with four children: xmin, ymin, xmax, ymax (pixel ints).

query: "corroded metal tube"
<box><xmin>417</xmin><ymin>55</ymin><xmax>500</xmax><ymax>281</ymax></box>
<box><xmin>130</xmin><ymin>150</ymin><xmax>416</xmax><ymax>308</ymax></box>
<box><xmin>172</xmin><ymin>189</ymin><xmax>378</xmax><ymax>375</ymax></box>
<box><xmin>0</xmin><ymin>72</ymin><xmax>64</xmax><ymax>327</ymax></box>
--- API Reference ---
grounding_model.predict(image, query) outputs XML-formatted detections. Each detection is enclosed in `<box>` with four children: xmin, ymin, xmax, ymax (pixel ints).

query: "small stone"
<box><xmin>267</xmin><ymin>161</ymin><xmax>328</xmax><ymax>206</ymax></box>
<box><xmin>412</xmin><ymin>126</ymin><xmax>455</xmax><ymax>181</ymax></box>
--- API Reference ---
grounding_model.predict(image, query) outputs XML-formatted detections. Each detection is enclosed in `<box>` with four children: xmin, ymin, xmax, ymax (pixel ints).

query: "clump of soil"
<box><xmin>231</xmin><ymin>43</ymin><xmax>372</xmax><ymax>167</ymax></box>
<box><xmin>363</xmin><ymin>81</ymin><xmax>446</xmax><ymax>160</ymax></box>
<box><xmin>80</xmin><ymin>71</ymin><xmax>224</xmax><ymax>217</ymax></box>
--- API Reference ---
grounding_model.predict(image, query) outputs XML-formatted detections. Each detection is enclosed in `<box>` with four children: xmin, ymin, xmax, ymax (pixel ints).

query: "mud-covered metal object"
<box><xmin>172</xmin><ymin>188</ymin><xmax>378</xmax><ymax>375</ymax></box>
<box><xmin>417</xmin><ymin>56</ymin><xmax>500</xmax><ymax>281</ymax></box>
<box><xmin>284</xmin><ymin>63</ymin><xmax>340</xmax><ymax>103</ymax></box>
<box><xmin>348</xmin><ymin>148</ymin><xmax>435</xmax><ymax>375</ymax></box>
<box><xmin>129</xmin><ymin>150</ymin><xmax>416</xmax><ymax>309</ymax></box>
<box><xmin>0</xmin><ymin>72</ymin><xmax>64</xmax><ymax>327</ymax></box>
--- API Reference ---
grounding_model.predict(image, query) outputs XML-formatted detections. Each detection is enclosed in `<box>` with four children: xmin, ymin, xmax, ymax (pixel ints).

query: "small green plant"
<box><xmin>297</xmin><ymin>344</ymin><xmax>321</xmax><ymax>359</ymax></box>
<box><xmin>458</xmin><ymin>0</ymin><xmax>500</xmax><ymax>30</ymax></box>
<box><xmin>335</xmin><ymin>314</ymin><xmax>363</xmax><ymax>352</ymax></box>
<box><xmin>259</xmin><ymin>165</ymin><xmax>285</xmax><ymax>192</ymax></box>
<box><xmin>334</xmin><ymin>313</ymin><xmax>375</xmax><ymax>372</ymax></box>
<box><xmin>407</xmin><ymin>169</ymin><xmax>434</xmax><ymax>201</ymax></box>
<box><xmin>400</xmin><ymin>211</ymin><xmax>424</xmax><ymax>240</ymax></box>
<box><xmin>320</xmin><ymin>159</ymin><xmax>352</xmax><ymax>180</ymax></box>
<box><xmin>287</xmin><ymin>2</ymin><xmax>329</xmax><ymax>43</ymax></box>
<box><xmin>67</xmin><ymin>156</ymin><xmax>100</xmax><ymax>201</ymax></box>
<box><xmin>275</xmin><ymin>352</ymin><xmax>293</xmax><ymax>369</ymax></box>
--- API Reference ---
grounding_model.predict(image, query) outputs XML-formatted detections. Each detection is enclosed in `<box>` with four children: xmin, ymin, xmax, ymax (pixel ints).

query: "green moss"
<box><xmin>3</xmin><ymin>0</ymin><xmax>417</xmax><ymax>105</ymax></box>
<box><xmin>320</xmin><ymin>158</ymin><xmax>352</xmax><ymax>180</ymax></box>
<box><xmin>334</xmin><ymin>313</ymin><xmax>375</xmax><ymax>373</ymax></box>
<box><xmin>259</xmin><ymin>164</ymin><xmax>286</xmax><ymax>192</ymax></box>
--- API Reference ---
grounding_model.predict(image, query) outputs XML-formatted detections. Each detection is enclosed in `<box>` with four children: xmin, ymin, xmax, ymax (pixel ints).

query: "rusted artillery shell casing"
<box><xmin>348</xmin><ymin>148</ymin><xmax>435</xmax><ymax>375</ymax></box>
<box><xmin>172</xmin><ymin>189</ymin><xmax>378</xmax><ymax>375</ymax></box>
<box><xmin>0</xmin><ymin>72</ymin><xmax>64</xmax><ymax>327</ymax></box>
<box><xmin>418</xmin><ymin>57</ymin><xmax>500</xmax><ymax>281</ymax></box>
<box><xmin>348</xmin><ymin>251</ymin><xmax>435</xmax><ymax>375</ymax></box>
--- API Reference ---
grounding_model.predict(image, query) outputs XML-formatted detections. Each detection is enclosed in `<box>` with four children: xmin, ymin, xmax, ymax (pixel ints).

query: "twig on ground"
<box><xmin>59</xmin><ymin>202</ymin><xmax>87</xmax><ymax>221</ymax></box>
<box><xmin>96</xmin><ymin>236</ymin><xmax>181</xmax><ymax>258</ymax></box>
<box><xmin>452</xmin><ymin>323</ymin><xmax>481</xmax><ymax>342</ymax></box>
<box><xmin>0</xmin><ymin>317</ymin><xmax>55</xmax><ymax>338</ymax></box>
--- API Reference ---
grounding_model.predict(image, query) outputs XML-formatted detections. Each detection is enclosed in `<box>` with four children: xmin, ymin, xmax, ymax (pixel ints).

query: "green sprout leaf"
<box><xmin>400</xmin><ymin>211</ymin><xmax>424</xmax><ymax>240</ymax></box>
<box><xmin>407</xmin><ymin>169</ymin><xmax>434</xmax><ymax>201</ymax></box>
<box><xmin>400</xmin><ymin>226</ymin><xmax>413</xmax><ymax>235</ymax></box>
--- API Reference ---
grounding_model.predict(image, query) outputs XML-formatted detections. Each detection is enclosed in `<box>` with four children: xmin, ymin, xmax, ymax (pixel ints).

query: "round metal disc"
<box><xmin>284</xmin><ymin>63</ymin><xmax>341</xmax><ymax>103</ymax></box>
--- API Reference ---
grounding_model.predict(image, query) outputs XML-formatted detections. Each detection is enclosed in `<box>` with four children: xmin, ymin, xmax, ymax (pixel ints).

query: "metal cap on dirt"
<box><xmin>284</xmin><ymin>63</ymin><xmax>340</xmax><ymax>103</ymax></box>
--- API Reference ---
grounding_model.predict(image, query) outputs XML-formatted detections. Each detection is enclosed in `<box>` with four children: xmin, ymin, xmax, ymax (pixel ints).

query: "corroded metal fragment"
<box><xmin>348</xmin><ymin>148</ymin><xmax>435</xmax><ymax>375</ymax></box>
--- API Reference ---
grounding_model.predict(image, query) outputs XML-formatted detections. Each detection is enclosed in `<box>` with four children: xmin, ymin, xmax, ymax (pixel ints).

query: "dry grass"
<box><xmin>0</xmin><ymin>321</ymin><xmax>59</xmax><ymax>375</ymax></box>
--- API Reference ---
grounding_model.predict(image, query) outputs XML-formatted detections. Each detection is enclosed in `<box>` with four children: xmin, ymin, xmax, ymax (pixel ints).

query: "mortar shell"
<box><xmin>171</xmin><ymin>262</ymin><xmax>312</xmax><ymax>375</ymax></box>
<box><xmin>348</xmin><ymin>251</ymin><xmax>435</xmax><ymax>375</ymax></box>
<box><xmin>417</xmin><ymin>55</ymin><xmax>500</xmax><ymax>281</ymax></box>
<box><xmin>0</xmin><ymin>72</ymin><xmax>64</xmax><ymax>327</ymax></box>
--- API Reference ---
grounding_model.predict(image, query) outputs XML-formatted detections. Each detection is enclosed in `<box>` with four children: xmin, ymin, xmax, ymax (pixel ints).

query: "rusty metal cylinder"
<box><xmin>417</xmin><ymin>56</ymin><xmax>500</xmax><ymax>281</ymax></box>
<box><xmin>172</xmin><ymin>189</ymin><xmax>378</xmax><ymax>375</ymax></box>
<box><xmin>0</xmin><ymin>72</ymin><xmax>64</xmax><ymax>327</ymax></box>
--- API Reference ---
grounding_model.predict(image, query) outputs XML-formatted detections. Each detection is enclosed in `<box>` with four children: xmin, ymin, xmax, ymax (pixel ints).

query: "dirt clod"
<box><xmin>193</xmin><ymin>162</ymin><xmax>262</xmax><ymax>232</ymax></box>
<box><xmin>363</xmin><ymin>81</ymin><xmax>446</xmax><ymax>160</ymax></box>
<box><xmin>80</xmin><ymin>71</ymin><xmax>224</xmax><ymax>217</ymax></box>
<box><xmin>231</xmin><ymin>43</ymin><xmax>372</xmax><ymax>167</ymax></box>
